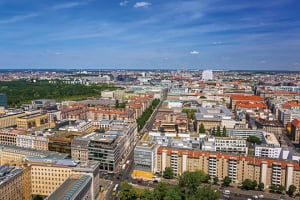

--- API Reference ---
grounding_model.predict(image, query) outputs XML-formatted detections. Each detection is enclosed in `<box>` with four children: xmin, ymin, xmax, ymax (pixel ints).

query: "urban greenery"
<box><xmin>269</xmin><ymin>184</ymin><xmax>285</xmax><ymax>194</ymax></box>
<box><xmin>0</xmin><ymin>80</ymin><xmax>120</xmax><ymax>107</ymax></box>
<box><xmin>136</xmin><ymin>98</ymin><xmax>160</xmax><ymax>131</ymax></box>
<box><xmin>119</xmin><ymin>171</ymin><xmax>219</xmax><ymax>200</ymax></box>
<box><xmin>182</xmin><ymin>108</ymin><xmax>197</xmax><ymax>120</ymax></box>
<box><xmin>257</xmin><ymin>182</ymin><xmax>265</xmax><ymax>191</ymax></box>
<box><xmin>211</xmin><ymin>126</ymin><xmax>227</xmax><ymax>137</ymax></box>
<box><xmin>199</xmin><ymin>123</ymin><xmax>206</xmax><ymax>133</ymax></box>
<box><xmin>241</xmin><ymin>179</ymin><xmax>257</xmax><ymax>190</ymax></box>
<box><xmin>213</xmin><ymin>176</ymin><xmax>219</xmax><ymax>185</ymax></box>
<box><xmin>115</xmin><ymin>100</ymin><xmax>127</xmax><ymax>108</ymax></box>
<box><xmin>287</xmin><ymin>185</ymin><xmax>297</xmax><ymax>196</ymax></box>
<box><xmin>163</xmin><ymin>167</ymin><xmax>174</xmax><ymax>179</ymax></box>
<box><xmin>222</xmin><ymin>176</ymin><xmax>232</xmax><ymax>187</ymax></box>
<box><xmin>246</xmin><ymin>136</ymin><xmax>261</xmax><ymax>145</ymax></box>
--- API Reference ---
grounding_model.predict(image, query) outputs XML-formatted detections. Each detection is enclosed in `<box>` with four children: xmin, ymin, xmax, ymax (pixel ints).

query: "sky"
<box><xmin>0</xmin><ymin>0</ymin><xmax>300</xmax><ymax>70</ymax></box>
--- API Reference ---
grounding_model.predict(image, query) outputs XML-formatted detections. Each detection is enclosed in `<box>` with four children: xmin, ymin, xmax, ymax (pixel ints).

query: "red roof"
<box><xmin>292</xmin><ymin>118</ymin><xmax>300</xmax><ymax>128</ymax></box>
<box><xmin>235</xmin><ymin>101</ymin><xmax>267</xmax><ymax>109</ymax></box>
<box><xmin>231</xmin><ymin>94</ymin><xmax>263</xmax><ymax>101</ymax></box>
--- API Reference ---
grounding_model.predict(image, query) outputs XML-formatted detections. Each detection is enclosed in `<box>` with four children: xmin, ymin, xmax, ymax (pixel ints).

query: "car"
<box><xmin>258</xmin><ymin>195</ymin><xmax>264</xmax><ymax>198</ymax></box>
<box><xmin>253</xmin><ymin>195</ymin><xmax>258</xmax><ymax>199</ymax></box>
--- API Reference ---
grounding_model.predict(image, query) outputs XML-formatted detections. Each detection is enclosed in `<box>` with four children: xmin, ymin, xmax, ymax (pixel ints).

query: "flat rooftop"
<box><xmin>46</xmin><ymin>174</ymin><xmax>91</xmax><ymax>200</ymax></box>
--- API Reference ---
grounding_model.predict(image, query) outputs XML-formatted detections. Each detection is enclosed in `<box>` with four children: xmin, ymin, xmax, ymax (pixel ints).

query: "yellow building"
<box><xmin>0</xmin><ymin>166</ymin><xmax>30</xmax><ymax>200</ymax></box>
<box><xmin>0</xmin><ymin>145</ymin><xmax>67</xmax><ymax>165</ymax></box>
<box><xmin>16</xmin><ymin>113</ymin><xmax>50</xmax><ymax>130</ymax></box>
<box><xmin>29</xmin><ymin>159</ymin><xmax>100</xmax><ymax>199</ymax></box>
<box><xmin>0</xmin><ymin>112</ymin><xmax>26</xmax><ymax>128</ymax></box>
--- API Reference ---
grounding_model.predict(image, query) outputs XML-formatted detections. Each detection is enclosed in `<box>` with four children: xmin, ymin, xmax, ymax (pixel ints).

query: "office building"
<box><xmin>0</xmin><ymin>112</ymin><xmax>26</xmax><ymax>128</ymax></box>
<box><xmin>0</xmin><ymin>165</ymin><xmax>29</xmax><ymax>200</ymax></box>
<box><xmin>16</xmin><ymin>113</ymin><xmax>50</xmax><ymax>130</ymax></box>
<box><xmin>46</xmin><ymin>174</ymin><xmax>93</xmax><ymax>200</ymax></box>
<box><xmin>202</xmin><ymin>70</ymin><xmax>213</xmax><ymax>80</ymax></box>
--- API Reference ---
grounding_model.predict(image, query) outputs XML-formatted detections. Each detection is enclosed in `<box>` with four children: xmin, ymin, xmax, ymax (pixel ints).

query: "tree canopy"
<box><xmin>246</xmin><ymin>136</ymin><xmax>261</xmax><ymax>145</ymax></box>
<box><xmin>119</xmin><ymin>171</ymin><xmax>219</xmax><ymax>200</ymax></box>
<box><xmin>0</xmin><ymin>80</ymin><xmax>120</xmax><ymax>107</ymax></box>
<box><xmin>163</xmin><ymin>167</ymin><xmax>174</xmax><ymax>179</ymax></box>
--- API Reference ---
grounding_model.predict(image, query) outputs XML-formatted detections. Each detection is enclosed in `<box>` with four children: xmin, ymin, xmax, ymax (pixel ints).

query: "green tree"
<box><xmin>222</xmin><ymin>176</ymin><xmax>232</xmax><ymax>187</ymax></box>
<box><xmin>164</xmin><ymin>185</ymin><xmax>182</xmax><ymax>200</ymax></box>
<box><xmin>287</xmin><ymin>185</ymin><xmax>297</xmax><ymax>196</ymax></box>
<box><xmin>211</xmin><ymin>127</ymin><xmax>216</xmax><ymax>136</ymax></box>
<box><xmin>163</xmin><ymin>167</ymin><xmax>174</xmax><ymax>179</ymax></box>
<box><xmin>140</xmin><ymin>189</ymin><xmax>154</xmax><ymax>200</ymax></box>
<box><xmin>199</xmin><ymin>123</ymin><xmax>206</xmax><ymax>133</ymax></box>
<box><xmin>115</xmin><ymin>99</ymin><xmax>120</xmax><ymax>108</ymax></box>
<box><xmin>153</xmin><ymin>182</ymin><xmax>169</xmax><ymax>200</ymax></box>
<box><xmin>257</xmin><ymin>182</ymin><xmax>264</xmax><ymax>191</ymax></box>
<box><xmin>277</xmin><ymin>185</ymin><xmax>285</xmax><ymax>194</ymax></box>
<box><xmin>193</xmin><ymin>186</ymin><xmax>220</xmax><ymax>200</ymax></box>
<box><xmin>242</xmin><ymin>179</ymin><xmax>256</xmax><ymax>190</ymax></box>
<box><xmin>119</xmin><ymin>182</ymin><xmax>137</xmax><ymax>200</ymax></box>
<box><xmin>222</xmin><ymin>126</ymin><xmax>227</xmax><ymax>137</ymax></box>
<box><xmin>246</xmin><ymin>136</ymin><xmax>261</xmax><ymax>145</ymax></box>
<box><xmin>213</xmin><ymin>176</ymin><xmax>219</xmax><ymax>185</ymax></box>
<box><xmin>216</xmin><ymin>126</ymin><xmax>221</xmax><ymax>136</ymax></box>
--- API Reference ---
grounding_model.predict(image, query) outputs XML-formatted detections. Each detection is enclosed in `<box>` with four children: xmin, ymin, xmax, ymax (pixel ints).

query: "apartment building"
<box><xmin>201</xmin><ymin>136</ymin><xmax>248</xmax><ymax>154</ymax></box>
<box><xmin>255</xmin><ymin>144</ymin><xmax>282</xmax><ymax>158</ymax></box>
<box><xmin>291</xmin><ymin>118</ymin><xmax>300</xmax><ymax>143</ymax></box>
<box><xmin>156</xmin><ymin>147</ymin><xmax>299</xmax><ymax>190</ymax></box>
<box><xmin>16</xmin><ymin>134</ymin><xmax>49</xmax><ymax>150</ymax></box>
<box><xmin>16</xmin><ymin>113</ymin><xmax>50</xmax><ymax>130</ymax></box>
<box><xmin>0</xmin><ymin>166</ymin><xmax>28</xmax><ymax>200</ymax></box>
<box><xmin>230</xmin><ymin>94</ymin><xmax>264</xmax><ymax>110</ymax></box>
<box><xmin>0</xmin><ymin>112</ymin><xmax>26</xmax><ymax>128</ymax></box>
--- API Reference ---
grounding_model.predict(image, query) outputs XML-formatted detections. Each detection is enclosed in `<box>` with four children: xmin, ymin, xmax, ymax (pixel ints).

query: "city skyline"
<box><xmin>0</xmin><ymin>0</ymin><xmax>300</xmax><ymax>70</ymax></box>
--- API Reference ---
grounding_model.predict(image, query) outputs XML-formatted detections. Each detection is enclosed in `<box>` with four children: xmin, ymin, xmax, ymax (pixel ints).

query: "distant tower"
<box><xmin>202</xmin><ymin>70</ymin><xmax>213</xmax><ymax>80</ymax></box>
<box><xmin>0</xmin><ymin>93</ymin><xmax>7</xmax><ymax>107</ymax></box>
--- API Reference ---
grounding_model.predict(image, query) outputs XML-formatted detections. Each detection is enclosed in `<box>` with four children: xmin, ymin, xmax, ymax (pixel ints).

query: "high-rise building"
<box><xmin>202</xmin><ymin>70</ymin><xmax>213</xmax><ymax>80</ymax></box>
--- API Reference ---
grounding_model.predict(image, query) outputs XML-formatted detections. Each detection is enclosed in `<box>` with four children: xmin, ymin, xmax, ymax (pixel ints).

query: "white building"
<box><xmin>16</xmin><ymin>134</ymin><xmax>49</xmax><ymax>150</ymax></box>
<box><xmin>202</xmin><ymin>70</ymin><xmax>213</xmax><ymax>80</ymax></box>
<box><xmin>255</xmin><ymin>144</ymin><xmax>282</xmax><ymax>158</ymax></box>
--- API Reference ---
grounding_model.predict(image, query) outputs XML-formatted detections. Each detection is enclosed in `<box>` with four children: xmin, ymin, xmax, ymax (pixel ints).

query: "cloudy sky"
<box><xmin>0</xmin><ymin>0</ymin><xmax>299</xmax><ymax>70</ymax></box>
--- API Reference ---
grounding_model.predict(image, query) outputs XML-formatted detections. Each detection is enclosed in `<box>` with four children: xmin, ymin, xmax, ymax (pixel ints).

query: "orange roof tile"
<box><xmin>292</xmin><ymin>118</ymin><xmax>300</xmax><ymax>128</ymax></box>
<box><xmin>231</xmin><ymin>94</ymin><xmax>263</xmax><ymax>101</ymax></box>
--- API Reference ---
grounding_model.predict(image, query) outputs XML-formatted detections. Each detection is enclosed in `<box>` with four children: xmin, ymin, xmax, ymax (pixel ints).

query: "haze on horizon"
<box><xmin>0</xmin><ymin>0</ymin><xmax>299</xmax><ymax>70</ymax></box>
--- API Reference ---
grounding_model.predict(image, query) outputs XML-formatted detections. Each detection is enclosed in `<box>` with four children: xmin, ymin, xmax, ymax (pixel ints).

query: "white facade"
<box><xmin>255</xmin><ymin>145</ymin><xmax>282</xmax><ymax>158</ymax></box>
<box><xmin>16</xmin><ymin>134</ymin><xmax>49</xmax><ymax>150</ymax></box>
<box><xmin>202</xmin><ymin>70</ymin><xmax>213</xmax><ymax>80</ymax></box>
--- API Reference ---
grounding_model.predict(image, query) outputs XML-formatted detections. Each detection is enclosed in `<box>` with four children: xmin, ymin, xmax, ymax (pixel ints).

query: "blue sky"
<box><xmin>0</xmin><ymin>0</ymin><xmax>299</xmax><ymax>70</ymax></box>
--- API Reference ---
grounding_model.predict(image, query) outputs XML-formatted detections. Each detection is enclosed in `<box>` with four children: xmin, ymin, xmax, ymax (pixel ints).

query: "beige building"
<box><xmin>29</xmin><ymin>159</ymin><xmax>100</xmax><ymax>199</ymax></box>
<box><xmin>46</xmin><ymin>174</ymin><xmax>93</xmax><ymax>200</ymax></box>
<box><xmin>156</xmin><ymin>147</ymin><xmax>300</xmax><ymax>190</ymax></box>
<box><xmin>0</xmin><ymin>145</ymin><xmax>67</xmax><ymax>165</ymax></box>
<box><xmin>0</xmin><ymin>112</ymin><xmax>26</xmax><ymax>128</ymax></box>
<box><xmin>16</xmin><ymin>113</ymin><xmax>50</xmax><ymax>130</ymax></box>
<box><xmin>0</xmin><ymin>128</ymin><xmax>24</xmax><ymax>146</ymax></box>
<box><xmin>0</xmin><ymin>166</ymin><xmax>30</xmax><ymax>200</ymax></box>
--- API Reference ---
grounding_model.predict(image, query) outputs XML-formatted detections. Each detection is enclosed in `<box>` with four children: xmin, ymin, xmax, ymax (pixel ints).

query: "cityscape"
<box><xmin>1</xmin><ymin>0</ymin><xmax>300</xmax><ymax>200</ymax></box>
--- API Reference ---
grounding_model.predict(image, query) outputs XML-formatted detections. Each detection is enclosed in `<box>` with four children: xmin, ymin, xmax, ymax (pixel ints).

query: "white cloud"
<box><xmin>134</xmin><ymin>2</ymin><xmax>151</xmax><ymax>8</ymax></box>
<box><xmin>52</xmin><ymin>2</ymin><xmax>87</xmax><ymax>10</ymax></box>
<box><xmin>0</xmin><ymin>13</ymin><xmax>38</xmax><ymax>24</ymax></box>
<box><xmin>120</xmin><ymin>1</ymin><xmax>128</xmax><ymax>6</ymax></box>
<box><xmin>190</xmin><ymin>50</ymin><xmax>199</xmax><ymax>55</ymax></box>
<box><xmin>213</xmin><ymin>41</ymin><xmax>222</xmax><ymax>45</ymax></box>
